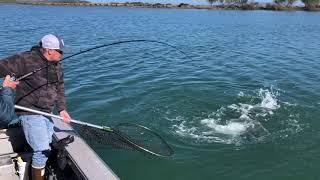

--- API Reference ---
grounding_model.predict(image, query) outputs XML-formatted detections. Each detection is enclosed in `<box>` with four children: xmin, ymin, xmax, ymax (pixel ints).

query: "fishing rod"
<box><xmin>16</xmin><ymin>39</ymin><xmax>191</xmax><ymax>81</ymax></box>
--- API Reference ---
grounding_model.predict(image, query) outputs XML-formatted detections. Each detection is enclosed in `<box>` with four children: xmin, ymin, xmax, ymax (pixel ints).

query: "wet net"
<box><xmin>74</xmin><ymin>123</ymin><xmax>174</xmax><ymax>157</ymax></box>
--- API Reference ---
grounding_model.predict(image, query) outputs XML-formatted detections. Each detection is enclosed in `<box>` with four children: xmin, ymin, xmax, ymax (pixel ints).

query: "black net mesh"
<box><xmin>74</xmin><ymin>124</ymin><xmax>135</xmax><ymax>150</ymax></box>
<box><xmin>114</xmin><ymin>123</ymin><xmax>174</xmax><ymax>157</ymax></box>
<box><xmin>74</xmin><ymin>123</ymin><xmax>174</xmax><ymax>157</ymax></box>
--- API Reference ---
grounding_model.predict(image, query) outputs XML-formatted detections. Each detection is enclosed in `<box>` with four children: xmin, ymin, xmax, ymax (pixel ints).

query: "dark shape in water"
<box><xmin>240</xmin><ymin>121</ymin><xmax>270</xmax><ymax>142</ymax></box>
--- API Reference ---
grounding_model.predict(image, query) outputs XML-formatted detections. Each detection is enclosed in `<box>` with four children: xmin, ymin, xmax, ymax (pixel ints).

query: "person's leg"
<box><xmin>21</xmin><ymin>115</ymin><xmax>52</xmax><ymax>180</ymax></box>
<box><xmin>46</xmin><ymin>117</ymin><xmax>54</xmax><ymax>144</ymax></box>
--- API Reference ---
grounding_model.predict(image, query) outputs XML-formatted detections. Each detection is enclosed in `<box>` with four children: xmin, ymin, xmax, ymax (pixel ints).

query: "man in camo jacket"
<box><xmin>0</xmin><ymin>34</ymin><xmax>71</xmax><ymax>180</ymax></box>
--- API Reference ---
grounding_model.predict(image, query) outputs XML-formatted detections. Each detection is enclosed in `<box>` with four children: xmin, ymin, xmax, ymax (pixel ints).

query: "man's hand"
<box><xmin>3</xmin><ymin>75</ymin><xmax>19</xmax><ymax>89</ymax></box>
<box><xmin>60</xmin><ymin>110</ymin><xmax>71</xmax><ymax>123</ymax></box>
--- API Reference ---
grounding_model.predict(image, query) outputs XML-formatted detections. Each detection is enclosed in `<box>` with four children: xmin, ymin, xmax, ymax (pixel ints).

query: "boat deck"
<box><xmin>53</xmin><ymin>117</ymin><xmax>119</xmax><ymax>180</ymax></box>
<box><xmin>0</xmin><ymin>119</ymin><xmax>120</xmax><ymax>180</ymax></box>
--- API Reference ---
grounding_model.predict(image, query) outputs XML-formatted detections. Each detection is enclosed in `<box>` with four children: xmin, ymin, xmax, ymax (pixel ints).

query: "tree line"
<box><xmin>207</xmin><ymin>0</ymin><xmax>320</xmax><ymax>10</ymax></box>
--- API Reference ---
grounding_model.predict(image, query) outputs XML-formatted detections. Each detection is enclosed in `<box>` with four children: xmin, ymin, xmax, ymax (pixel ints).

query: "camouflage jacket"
<box><xmin>0</xmin><ymin>46</ymin><xmax>66</xmax><ymax>115</ymax></box>
<box><xmin>0</xmin><ymin>87</ymin><xmax>15</xmax><ymax>127</ymax></box>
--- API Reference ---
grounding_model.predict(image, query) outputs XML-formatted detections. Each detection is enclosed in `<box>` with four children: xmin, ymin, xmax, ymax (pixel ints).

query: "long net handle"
<box><xmin>14</xmin><ymin>105</ymin><xmax>173</xmax><ymax>157</ymax></box>
<box><xmin>14</xmin><ymin>105</ymin><xmax>104</xmax><ymax>129</ymax></box>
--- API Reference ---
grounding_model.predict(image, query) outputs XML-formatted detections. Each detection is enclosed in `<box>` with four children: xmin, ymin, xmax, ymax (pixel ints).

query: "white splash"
<box><xmin>201</xmin><ymin>118</ymin><xmax>249</xmax><ymax>135</ymax></box>
<box><xmin>259</xmin><ymin>89</ymin><xmax>280</xmax><ymax>110</ymax></box>
<box><xmin>171</xmin><ymin>88</ymin><xmax>281</xmax><ymax>145</ymax></box>
<box><xmin>238</xmin><ymin>91</ymin><xmax>244</xmax><ymax>97</ymax></box>
<box><xmin>173</xmin><ymin>121</ymin><xmax>199</xmax><ymax>138</ymax></box>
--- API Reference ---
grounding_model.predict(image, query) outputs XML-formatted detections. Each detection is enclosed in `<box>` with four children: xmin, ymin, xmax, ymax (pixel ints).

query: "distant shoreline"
<box><xmin>1</xmin><ymin>1</ymin><xmax>320</xmax><ymax>11</ymax></box>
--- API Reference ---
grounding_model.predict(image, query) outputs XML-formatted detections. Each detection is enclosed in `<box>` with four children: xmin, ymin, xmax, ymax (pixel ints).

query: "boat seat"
<box><xmin>0</xmin><ymin>155</ymin><xmax>18</xmax><ymax>180</ymax></box>
<box><xmin>0</xmin><ymin>128</ymin><xmax>28</xmax><ymax>157</ymax></box>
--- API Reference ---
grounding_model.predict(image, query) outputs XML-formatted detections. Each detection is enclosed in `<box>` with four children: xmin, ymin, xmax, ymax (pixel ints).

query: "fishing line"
<box><xmin>16</xmin><ymin>39</ymin><xmax>191</xmax><ymax>81</ymax></box>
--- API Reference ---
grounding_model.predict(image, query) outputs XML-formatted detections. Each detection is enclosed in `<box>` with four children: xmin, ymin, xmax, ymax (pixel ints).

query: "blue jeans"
<box><xmin>21</xmin><ymin>115</ymin><xmax>54</xmax><ymax>168</ymax></box>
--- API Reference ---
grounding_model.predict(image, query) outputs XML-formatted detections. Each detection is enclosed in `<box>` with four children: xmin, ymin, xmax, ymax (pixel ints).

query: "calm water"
<box><xmin>1</xmin><ymin>4</ymin><xmax>320</xmax><ymax>180</ymax></box>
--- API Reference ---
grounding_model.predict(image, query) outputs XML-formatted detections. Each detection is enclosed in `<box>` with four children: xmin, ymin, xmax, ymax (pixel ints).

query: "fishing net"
<box><xmin>74</xmin><ymin>123</ymin><xmax>174</xmax><ymax>157</ymax></box>
<box><xmin>75</xmin><ymin>124</ymin><xmax>134</xmax><ymax>150</ymax></box>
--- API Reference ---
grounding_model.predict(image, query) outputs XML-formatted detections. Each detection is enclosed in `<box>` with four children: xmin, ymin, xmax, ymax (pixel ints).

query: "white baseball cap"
<box><xmin>41</xmin><ymin>34</ymin><xmax>64</xmax><ymax>50</ymax></box>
